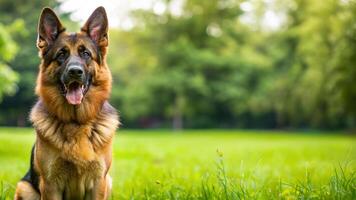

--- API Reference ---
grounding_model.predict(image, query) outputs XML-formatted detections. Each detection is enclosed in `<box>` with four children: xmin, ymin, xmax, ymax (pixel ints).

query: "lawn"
<box><xmin>0</xmin><ymin>128</ymin><xmax>355</xmax><ymax>199</ymax></box>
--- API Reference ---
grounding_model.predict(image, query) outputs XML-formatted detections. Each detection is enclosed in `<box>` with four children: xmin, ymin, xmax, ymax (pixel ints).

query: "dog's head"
<box><xmin>36</xmin><ymin>7</ymin><xmax>112</xmax><ymax>122</ymax></box>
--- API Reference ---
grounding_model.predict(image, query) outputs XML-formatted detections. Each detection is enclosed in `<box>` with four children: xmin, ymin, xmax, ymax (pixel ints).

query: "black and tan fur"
<box><xmin>14</xmin><ymin>7</ymin><xmax>119</xmax><ymax>200</ymax></box>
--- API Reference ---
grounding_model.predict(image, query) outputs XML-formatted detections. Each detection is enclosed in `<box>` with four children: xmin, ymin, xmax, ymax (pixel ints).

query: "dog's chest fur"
<box><xmin>42</xmin><ymin>152</ymin><xmax>102</xmax><ymax>199</ymax></box>
<box><xmin>30</xmin><ymin>100</ymin><xmax>118</xmax><ymax>197</ymax></box>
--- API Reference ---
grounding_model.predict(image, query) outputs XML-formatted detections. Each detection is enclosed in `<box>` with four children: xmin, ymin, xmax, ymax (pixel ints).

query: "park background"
<box><xmin>0</xmin><ymin>0</ymin><xmax>356</xmax><ymax>130</ymax></box>
<box><xmin>0</xmin><ymin>0</ymin><xmax>355</xmax><ymax>199</ymax></box>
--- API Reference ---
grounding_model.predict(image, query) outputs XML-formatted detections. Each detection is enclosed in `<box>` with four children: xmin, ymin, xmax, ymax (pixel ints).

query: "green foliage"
<box><xmin>0</xmin><ymin>0</ymin><xmax>355</xmax><ymax>129</ymax></box>
<box><xmin>0</xmin><ymin>0</ymin><xmax>58</xmax><ymax>126</ymax></box>
<box><xmin>0</xmin><ymin>128</ymin><xmax>355</xmax><ymax>199</ymax></box>
<box><xmin>109</xmin><ymin>0</ymin><xmax>273</xmax><ymax>129</ymax></box>
<box><xmin>267</xmin><ymin>0</ymin><xmax>356</xmax><ymax>128</ymax></box>
<box><xmin>107</xmin><ymin>0</ymin><xmax>356</xmax><ymax>129</ymax></box>
<box><xmin>0</xmin><ymin>22</ymin><xmax>19</xmax><ymax>102</ymax></box>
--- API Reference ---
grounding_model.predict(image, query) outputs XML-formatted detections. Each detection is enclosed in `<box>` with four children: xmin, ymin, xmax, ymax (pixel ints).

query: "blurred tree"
<box><xmin>336</xmin><ymin>1</ymin><xmax>356</xmax><ymax>128</ymax></box>
<box><xmin>108</xmin><ymin>0</ymin><xmax>356</xmax><ymax>129</ymax></box>
<box><xmin>0</xmin><ymin>22</ymin><xmax>19</xmax><ymax>102</ymax></box>
<box><xmin>0</xmin><ymin>0</ymin><xmax>59</xmax><ymax>126</ymax></box>
<box><xmin>266</xmin><ymin>0</ymin><xmax>356</xmax><ymax>129</ymax></box>
<box><xmin>109</xmin><ymin>0</ymin><xmax>275</xmax><ymax>129</ymax></box>
<box><xmin>1</xmin><ymin>0</ymin><xmax>354</xmax><ymax>130</ymax></box>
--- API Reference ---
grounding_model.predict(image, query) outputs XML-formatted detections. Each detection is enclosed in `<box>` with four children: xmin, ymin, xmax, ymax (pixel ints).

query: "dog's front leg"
<box><xmin>40</xmin><ymin>179</ymin><xmax>62</xmax><ymax>200</ymax></box>
<box><xmin>91</xmin><ymin>175</ymin><xmax>112</xmax><ymax>200</ymax></box>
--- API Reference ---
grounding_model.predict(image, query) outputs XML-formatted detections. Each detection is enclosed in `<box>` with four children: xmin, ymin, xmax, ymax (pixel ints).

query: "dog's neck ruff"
<box><xmin>30</xmin><ymin>100</ymin><xmax>119</xmax><ymax>164</ymax></box>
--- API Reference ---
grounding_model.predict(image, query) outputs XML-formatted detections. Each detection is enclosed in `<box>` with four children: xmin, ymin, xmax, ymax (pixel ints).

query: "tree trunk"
<box><xmin>172</xmin><ymin>95</ymin><xmax>183</xmax><ymax>131</ymax></box>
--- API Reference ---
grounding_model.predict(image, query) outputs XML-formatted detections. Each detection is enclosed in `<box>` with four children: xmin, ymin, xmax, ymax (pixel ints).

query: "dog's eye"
<box><xmin>81</xmin><ymin>50</ymin><xmax>91</xmax><ymax>59</ymax></box>
<box><xmin>56</xmin><ymin>51</ymin><xmax>67</xmax><ymax>63</ymax></box>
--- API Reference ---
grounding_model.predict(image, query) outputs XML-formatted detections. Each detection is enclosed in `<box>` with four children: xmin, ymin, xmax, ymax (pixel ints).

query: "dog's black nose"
<box><xmin>68</xmin><ymin>65</ymin><xmax>84</xmax><ymax>78</ymax></box>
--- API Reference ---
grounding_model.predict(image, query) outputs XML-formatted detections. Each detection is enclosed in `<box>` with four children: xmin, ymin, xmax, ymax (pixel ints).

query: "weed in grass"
<box><xmin>0</xmin><ymin>182</ymin><xmax>13</xmax><ymax>200</ymax></box>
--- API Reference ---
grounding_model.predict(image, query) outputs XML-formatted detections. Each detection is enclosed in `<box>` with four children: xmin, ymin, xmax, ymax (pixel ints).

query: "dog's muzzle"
<box><xmin>60</xmin><ymin>63</ymin><xmax>91</xmax><ymax>105</ymax></box>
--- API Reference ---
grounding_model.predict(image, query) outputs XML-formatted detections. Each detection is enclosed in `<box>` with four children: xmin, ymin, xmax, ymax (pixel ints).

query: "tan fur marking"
<box><xmin>14</xmin><ymin>181</ymin><xmax>40</xmax><ymax>200</ymax></box>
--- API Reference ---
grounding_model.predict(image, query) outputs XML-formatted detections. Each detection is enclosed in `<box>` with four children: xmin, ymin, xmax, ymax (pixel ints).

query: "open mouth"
<box><xmin>63</xmin><ymin>81</ymin><xmax>87</xmax><ymax>105</ymax></box>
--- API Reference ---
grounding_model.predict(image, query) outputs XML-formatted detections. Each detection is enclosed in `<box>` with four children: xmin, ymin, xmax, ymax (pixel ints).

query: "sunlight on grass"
<box><xmin>0</xmin><ymin>128</ymin><xmax>355</xmax><ymax>199</ymax></box>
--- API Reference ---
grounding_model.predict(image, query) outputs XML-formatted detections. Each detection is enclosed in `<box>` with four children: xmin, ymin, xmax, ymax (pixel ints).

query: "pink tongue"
<box><xmin>66</xmin><ymin>87</ymin><xmax>83</xmax><ymax>105</ymax></box>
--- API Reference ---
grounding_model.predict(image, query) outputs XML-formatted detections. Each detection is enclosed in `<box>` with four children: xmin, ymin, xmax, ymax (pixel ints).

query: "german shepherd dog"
<box><xmin>14</xmin><ymin>7</ymin><xmax>119</xmax><ymax>200</ymax></box>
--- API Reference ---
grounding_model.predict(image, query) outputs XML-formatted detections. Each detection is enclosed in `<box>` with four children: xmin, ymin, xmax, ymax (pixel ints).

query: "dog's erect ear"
<box><xmin>81</xmin><ymin>6</ymin><xmax>108</xmax><ymax>47</ymax></box>
<box><xmin>37</xmin><ymin>8</ymin><xmax>65</xmax><ymax>49</ymax></box>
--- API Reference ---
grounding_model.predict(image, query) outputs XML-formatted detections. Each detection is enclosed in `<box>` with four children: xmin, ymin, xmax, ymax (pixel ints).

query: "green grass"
<box><xmin>0</xmin><ymin>128</ymin><xmax>355</xmax><ymax>199</ymax></box>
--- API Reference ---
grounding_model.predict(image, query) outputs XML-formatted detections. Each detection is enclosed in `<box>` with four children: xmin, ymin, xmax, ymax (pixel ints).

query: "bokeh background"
<box><xmin>1</xmin><ymin>0</ymin><xmax>355</xmax><ymax>130</ymax></box>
